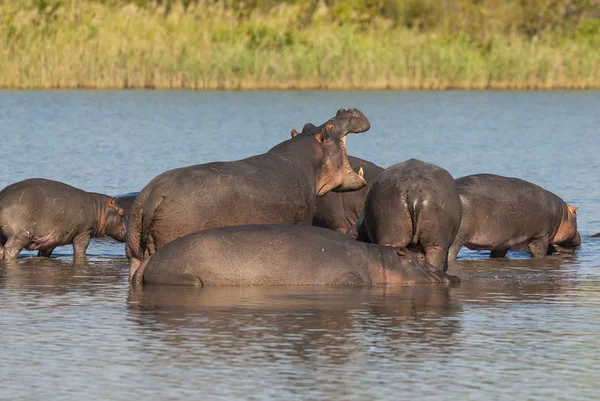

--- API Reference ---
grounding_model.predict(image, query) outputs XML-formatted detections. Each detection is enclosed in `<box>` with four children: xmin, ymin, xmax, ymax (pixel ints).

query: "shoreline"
<box><xmin>1</xmin><ymin>82</ymin><xmax>599</xmax><ymax>91</ymax></box>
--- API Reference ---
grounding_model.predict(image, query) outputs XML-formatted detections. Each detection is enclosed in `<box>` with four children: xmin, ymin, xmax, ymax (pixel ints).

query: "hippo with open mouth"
<box><xmin>126</xmin><ymin>108</ymin><xmax>371</xmax><ymax>273</ymax></box>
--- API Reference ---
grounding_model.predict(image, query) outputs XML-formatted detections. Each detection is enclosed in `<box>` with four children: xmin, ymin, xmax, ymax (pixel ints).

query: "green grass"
<box><xmin>1</xmin><ymin>1</ymin><xmax>599</xmax><ymax>89</ymax></box>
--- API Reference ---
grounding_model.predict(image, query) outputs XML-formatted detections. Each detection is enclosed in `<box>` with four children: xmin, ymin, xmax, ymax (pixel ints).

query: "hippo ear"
<box><xmin>568</xmin><ymin>204</ymin><xmax>579</xmax><ymax>214</ymax></box>
<box><xmin>314</xmin><ymin>130</ymin><xmax>324</xmax><ymax>144</ymax></box>
<box><xmin>290</xmin><ymin>129</ymin><xmax>298</xmax><ymax>138</ymax></box>
<box><xmin>107</xmin><ymin>197</ymin><xmax>116</xmax><ymax>208</ymax></box>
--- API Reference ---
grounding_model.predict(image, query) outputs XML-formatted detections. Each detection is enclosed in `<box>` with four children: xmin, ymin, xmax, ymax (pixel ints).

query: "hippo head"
<box><xmin>103</xmin><ymin>197</ymin><xmax>128</xmax><ymax>242</ymax></box>
<box><xmin>291</xmin><ymin>108</ymin><xmax>370</xmax><ymax>196</ymax></box>
<box><xmin>382</xmin><ymin>247</ymin><xmax>460</xmax><ymax>284</ymax></box>
<box><xmin>553</xmin><ymin>204</ymin><xmax>580</xmax><ymax>249</ymax></box>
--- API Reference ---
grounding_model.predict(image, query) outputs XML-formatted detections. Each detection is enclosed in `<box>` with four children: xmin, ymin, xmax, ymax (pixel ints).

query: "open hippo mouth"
<box><xmin>301</xmin><ymin>108</ymin><xmax>371</xmax><ymax>196</ymax></box>
<box><xmin>331</xmin><ymin>135</ymin><xmax>367</xmax><ymax>193</ymax></box>
<box><xmin>330</xmin><ymin>108</ymin><xmax>370</xmax><ymax>193</ymax></box>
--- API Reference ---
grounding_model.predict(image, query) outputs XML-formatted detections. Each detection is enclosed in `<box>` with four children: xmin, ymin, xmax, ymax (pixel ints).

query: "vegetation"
<box><xmin>0</xmin><ymin>0</ymin><xmax>599</xmax><ymax>89</ymax></box>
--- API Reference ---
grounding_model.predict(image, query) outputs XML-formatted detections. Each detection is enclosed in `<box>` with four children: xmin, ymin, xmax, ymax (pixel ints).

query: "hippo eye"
<box><xmin>118</xmin><ymin>208</ymin><xmax>124</xmax><ymax>216</ymax></box>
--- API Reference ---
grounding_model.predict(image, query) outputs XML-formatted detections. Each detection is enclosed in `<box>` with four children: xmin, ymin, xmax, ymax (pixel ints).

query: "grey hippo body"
<box><xmin>126</xmin><ymin>109</ymin><xmax>370</xmax><ymax>272</ymax></box>
<box><xmin>312</xmin><ymin>156</ymin><xmax>384</xmax><ymax>235</ymax></box>
<box><xmin>449</xmin><ymin>174</ymin><xmax>580</xmax><ymax>259</ymax></box>
<box><xmin>359</xmin><ymin>159</ymin><xmax>462</xmax><ymax>272</ymax></box>
<box><xmin>0</xmin><ymin>178</ymin><xmax>127</xmax><ymax>260</ymax></box>
<box><xmin>130</xmin><ymin>224</ymin><xmax>459</xmax><ymax>286</ymax></box>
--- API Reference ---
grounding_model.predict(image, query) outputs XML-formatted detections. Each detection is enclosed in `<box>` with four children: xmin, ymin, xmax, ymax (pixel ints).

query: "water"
<box><xmin>1</xmin><ymin>90</ymin><xmax>600</xmax><ymax>400</ymax></box>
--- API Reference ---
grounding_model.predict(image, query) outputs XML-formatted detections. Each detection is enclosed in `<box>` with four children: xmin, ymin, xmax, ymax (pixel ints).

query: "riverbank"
<box><xmin>1</xmin><ymin>1</ymin><xmax>599</xmax><ymax>90</ymax></box>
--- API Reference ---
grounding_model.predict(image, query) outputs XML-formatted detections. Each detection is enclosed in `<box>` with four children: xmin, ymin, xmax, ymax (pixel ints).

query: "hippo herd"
<box><xmin>0</xmin><ymin>108</ymin><xmax>586</xmax><ymax>288</ymax></box>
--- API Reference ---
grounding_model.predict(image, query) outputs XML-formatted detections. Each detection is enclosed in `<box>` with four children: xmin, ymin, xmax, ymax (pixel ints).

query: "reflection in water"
<box><xmin>450</xmin><ymin>253</ymin><xmax>580</xmax><ymax>302</ymax></box>
<box><xmin>1</xmin><ymin>236</ymin><xmax>599</xmax><ymax>400</ymax></box>
<box><xmin>128</xmin><ymin>284</ymin><xmax>462</xmax><ymax>355</ymax></box>
<box><xmin>125</xmin><ymin>284</ymin><xmax>464</xmax><ymax>400</ymax></box>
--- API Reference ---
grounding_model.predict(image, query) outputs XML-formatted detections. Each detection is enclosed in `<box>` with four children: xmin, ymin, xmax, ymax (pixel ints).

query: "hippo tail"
<box><xmin>125</xmin><ymin>188</ymin><xmax>152</xmax><ymax>262</ymax></box>
<box><xmin>139</xmin><ymin>193</ymin><xmax>166</xmax><ymax>258</ymax></box>
<box><xmin>408</xmin><ymin>195</ymin><xmax>420</xmax><ymax>244</ymax></box>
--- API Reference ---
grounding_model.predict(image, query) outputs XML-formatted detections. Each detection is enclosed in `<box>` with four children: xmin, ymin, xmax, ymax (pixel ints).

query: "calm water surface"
<box><xmin>1</xmin><ymin>91</ymin><xmax>599</xmax><ymax>400</ymax></box>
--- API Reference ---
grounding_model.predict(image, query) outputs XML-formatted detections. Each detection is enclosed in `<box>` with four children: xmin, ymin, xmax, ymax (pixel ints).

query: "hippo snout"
<box><xmin>348</xmin><ymin>110</ymin><xmax>370</xmax><ymax>133</ymax></box>
<box><xmin>555</xmin><ymin>231</ymin><xmax>581</xmax><ymax>251</ymax></box>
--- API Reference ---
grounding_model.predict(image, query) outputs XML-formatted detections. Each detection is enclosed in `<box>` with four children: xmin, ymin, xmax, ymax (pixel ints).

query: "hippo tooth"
<box><xmin>358</xmin><ymin>167</ymin><xmax>364</xmax><ymax>177</ymax></box>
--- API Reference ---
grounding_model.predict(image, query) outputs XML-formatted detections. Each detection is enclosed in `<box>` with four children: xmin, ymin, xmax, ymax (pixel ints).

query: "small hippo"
<box><xmin>114</xmin><ymin>192</ymin><xmax>139</xmax><ymax>217</ymax></box>
<box><xmin>359</xmin><ymin>159</ymin><xmax>462</xmax><ymax>272</ymax></box>
<box><xmin>127</xmin><ymin>108</ymin><xmax>371</xmax><ymax>272</ymax></box>
<box><xmin>591</xmin><ymin>233</ymin><xmax>600</xmax><ymax>238</ymax></box>
<box><xmin>130</xmin><ymin>224</ymin><xmax>459</xmax><ymax>286</ymax></box>
<box><xmin>311</xmin><ymin>155</ymin><xmax>384</xmax><ymax>235</ymax></box>
<box><xmin>449</xmin><ymin>174</ymin><xmax>580</xmax><ymax>259</ymax></box>
<box><xmin>0</xmin><ymin>178</ymin><xmax>127</xmax><ymax>260</ymax></box>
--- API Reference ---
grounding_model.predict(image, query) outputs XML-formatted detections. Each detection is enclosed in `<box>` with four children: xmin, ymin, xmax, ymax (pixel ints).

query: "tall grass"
<box><xmin>0</xmin><ymin>1</ymin><xmax>599</xmax><ymax>89</ymax></box>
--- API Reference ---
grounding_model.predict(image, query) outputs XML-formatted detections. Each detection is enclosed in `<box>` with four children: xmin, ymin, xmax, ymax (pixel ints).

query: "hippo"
<box><xmin>126</xmin><ymin>108</ymin><xmax>370</xmax><ymax>273</ymax></box>
<box><xmin>0</xmin><ymin>178</ymin><xmax>127</xmax><ymax>260</ymax></box>
<box><xmin>311</xmin><ymin>155</ymin><xmax>384</xmax><ymax>235</ymax></box>
<box><xmin>114</xmin><ymin>192</ymin><xmax>139</xmax><ymax>217</ymax></box>
<box><xmin>592</xmin><ymin>233</ymin><xmax>600</xmax><ymax>238</ymax></box>
<box><xmin>129</xmin><ymin>224</ymin><xmax>460</xmax><ymax>286</ymax></box>
<box><xmin>448</xmin><ymin>174</ymin><xmax>580</xmax><ymax>260</ymax></box>
<box><xmin>358</xmin><ymin>159</ymin><xmax>462</xmax><ymax>272</ymax></box>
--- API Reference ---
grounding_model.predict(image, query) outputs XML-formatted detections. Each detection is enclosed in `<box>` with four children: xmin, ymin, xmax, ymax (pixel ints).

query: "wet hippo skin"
<box><xmin>359</xmin><ymin>159</ymin><xmax>462</xmax><ymax>272</ymax></box>
<box><xmin>126</xmin><ymin>108</ymin><xmax>371</xmax><ymax>273</ymax></box>
<box><xmin>449</xmin><ymin>174</ymin><xmax>580</xmax><ymax>260</ymax></box>
<box><xmin>0</xmin><ymin>178</ymin><xmax>127</xmax><ymax>260</ymax></box>
<box><xmin>130</xmin><ymin>224</ymin><xmax>459</xmax><ymax>286</ymax></box>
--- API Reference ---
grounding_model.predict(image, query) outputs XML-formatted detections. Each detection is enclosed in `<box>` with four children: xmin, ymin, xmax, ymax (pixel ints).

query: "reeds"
<box><xmin>0</xmin><ymin>1</ymin><xmax>599</xmax><ymax>89</ymax></box>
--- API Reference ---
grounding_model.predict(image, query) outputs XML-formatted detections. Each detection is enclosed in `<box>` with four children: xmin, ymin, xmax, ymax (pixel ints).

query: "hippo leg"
<box><xmin>424</xmin><ymin>245</ymin><xmax>449</xmax><ymax>272</ymax></box>
<box><xmin>528</xmin><ymin>236</ymin><xmax>550</xmax><ymax>258</ymax></box>
<box><xmin>490</xmin><ymin>248</ymin><xmax>509</xmax><ymax>258</ymax></box>
<box><xmin>72</xmin><ymin>232</ymin><xmax>91</xmax><ymax>259</ymax></box>
<box><xmin>38</xmin><ymin>248</ymin><xmax>55</xmax><ymax>258</ymax></box>
<box><xmin>448</xmin><ymin>239</ymin><xmax>464</xmax><ymax>262</ymax></box>
<box><xmin>2</xmin><ymin>235</ymin><xmax>30</xmax><ymax>260</ymax></box>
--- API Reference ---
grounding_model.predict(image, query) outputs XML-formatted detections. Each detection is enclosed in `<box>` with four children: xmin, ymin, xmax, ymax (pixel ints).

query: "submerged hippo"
<box><xmin>449</xmin><ymin>174</ymin><xmax>580</xmax><ymax>259</ymax></box>
<box><xmin>130</xmin><ymin>224</ymin><xmax>459</xmax><ymax>286</ymax></box>
<box><xmin>127</xmin><ymin>108</ymin><xmax>370</xmax><ymax>272</ymax></box>
<box><xmin>591</xmin><ymin>233</ymin><xmax>600</xmax><ymax>238</ymax></box>
<box><xmin>311</xmin><ymin>155</ymin><xmax>383</xmax><ymax>235</ymax></box>
<box><xmin>0</xmin><ymin>178</ymin><xmax>127</xmax><ymax>260</ymax></box>
<box><xmin>359</xmin><ymin>159</ymin><xmax>462</xmax><ymax>272</ymax></box>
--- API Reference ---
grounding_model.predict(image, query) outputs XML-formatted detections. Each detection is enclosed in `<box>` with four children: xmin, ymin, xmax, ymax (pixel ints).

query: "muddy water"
<box><xmin>1</xmin><ymin>90</ymin><xmax>600</xmax><ymax>400</ymax></box>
